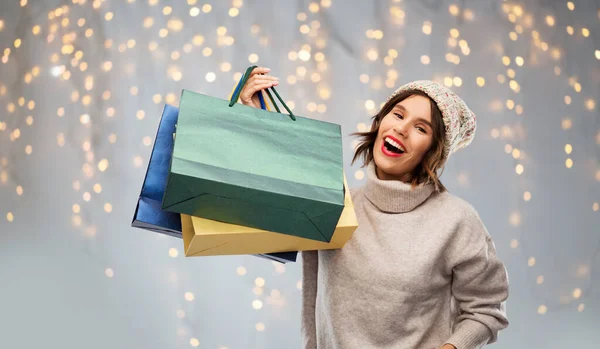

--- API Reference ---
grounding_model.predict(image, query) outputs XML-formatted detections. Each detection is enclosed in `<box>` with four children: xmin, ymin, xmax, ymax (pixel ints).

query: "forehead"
<box><xmin>394</xmin><ymin>95</ymin><xmax>432</xmax><ymax>121</ymax></box>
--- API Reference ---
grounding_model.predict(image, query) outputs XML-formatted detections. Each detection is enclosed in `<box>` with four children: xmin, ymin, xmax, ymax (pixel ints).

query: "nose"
<box><xmin>393</xmin><ymin>123</ymin><xmax>408</xmax><ymax>138</ymax></box>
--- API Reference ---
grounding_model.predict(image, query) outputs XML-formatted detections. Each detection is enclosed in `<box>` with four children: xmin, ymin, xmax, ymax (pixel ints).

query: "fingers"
<box><xmin>240</xmin><ymin>81</ymin><xmax>278</xmax><ymax>103</ymax></box>
<box><xmin>248</xmin><ymin>74</ymin><xmax>279</xmax><ymax>84</ymax></box>
<box><xmin>248</xmin><ymin>66</ymin><xmax>271</xmax><ymax>77</ymax></box>
<box><xmin>245</xmin><ymin>76</ymin><xmax>279</xmax><ymax>93</ymax></box>
<box><xmin>246</xmin><ymin>67</ymin><xmax>279</xmax><ymax>85</ymax></box>
<box><xmin>245</xmin><ymin>66</ymin><xmax>279</xmax><ymax>85</ymax></box>
<box><xmin>240</xmin><ymin>73</ymin><xmax>279</xmax><ymax>102</ymax></box>
<box><xmin>247</xmin><ymin>78</ymin><xmax>279</xmax><ymax>88</ymax></box>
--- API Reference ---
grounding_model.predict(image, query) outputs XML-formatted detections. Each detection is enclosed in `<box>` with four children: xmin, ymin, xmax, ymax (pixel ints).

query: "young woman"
<box><xmin>239</xmin><ymin>68</ymin><xmax>509</xmax><ymax>349</ymax></box>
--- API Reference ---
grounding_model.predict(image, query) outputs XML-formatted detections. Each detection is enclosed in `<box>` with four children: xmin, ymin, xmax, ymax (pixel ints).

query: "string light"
<box><xmin>463</xmin><ymin>9</ymin><xmax>474</xmax><ymax>21</ymax></box>
<box><xmin>252</xmin><ymin>300</ymin><xmax>263</xmax><ymax>309</ymax></box>
<box><xmin>565</xmin><ymin>144</ymin><xmax>573</xmax><ymax>154</ymax></box>
<box><xmin>422</xmin><ymin>21</ymin><xmax>432</xmax><ymax>35</ymax></box>
<box><xmin>509</xmin><ymin>212</ymin><xmax>522</xmax><ymax>226</ymax></box>
<box><xmin>516</xmin><ymin>164</ymin><xmax>524</xmax><ymax>175</ymax></box>
<box><xmin>448</xmin><ymin>4</ymin><xmax>460</xmax><ymax>16</ymax></box>
<box><xmin>566</xmin><ymin>159</ymin><xmax>573</xmax><ymax>169</ymax></box>
<box><xmin>581</xmin><ymin>28</ymin><xmax>590</xmax><ymax>37</ymax></box>
<box><xmin>105</xmin><ymin>268</ymin><xmax>114</xmax><ymax>278</ymax></box>
<box><xmin>566</xmin><ymin>26</ymin><xmax>574</xmax><ymax>35</ymax></box>
<box><xmin>585</xmin><ymin>99</ymin><xmax>596</xmax><ymax>111</ymax></box>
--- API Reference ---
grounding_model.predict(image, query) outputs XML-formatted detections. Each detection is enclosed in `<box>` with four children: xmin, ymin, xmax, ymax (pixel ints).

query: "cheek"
<box><xmin>375</xmin><ymin>121</ymin><xmax>389</xmax><ymax>140</ymax></box>
<box><xmin>378</xmin><ymin>115</ymin><xmax>394</xmax><ymax>130</ymax></box>
<box><xmin>413</xmin><ymin>135</ymin><xmax>434</xmax><ymax>158</ymax></box>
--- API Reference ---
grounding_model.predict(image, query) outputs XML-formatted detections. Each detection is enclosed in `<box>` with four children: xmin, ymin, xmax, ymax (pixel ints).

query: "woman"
<box><xmin>239</xmin><ymin>67</ymin><xmax>509</xmax><ymax>349</ymax></box>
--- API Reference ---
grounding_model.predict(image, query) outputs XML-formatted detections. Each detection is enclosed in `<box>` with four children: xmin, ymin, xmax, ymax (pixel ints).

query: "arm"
<box><xmin>301</xmin><ymin>250</ymin><xmax>319</xmax><ymax>349</ymax></box>
<box><xmin>444</xmin><ymin>214</ymin><xmax>509</xmax><ymax>349</ymax></box>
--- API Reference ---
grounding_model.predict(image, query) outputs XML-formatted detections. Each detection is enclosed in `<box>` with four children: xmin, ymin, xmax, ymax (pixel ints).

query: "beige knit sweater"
<box><xmin>301</xmin><ymin>162</ymin><xmax>509</xmax><ymax>349</ymax></box>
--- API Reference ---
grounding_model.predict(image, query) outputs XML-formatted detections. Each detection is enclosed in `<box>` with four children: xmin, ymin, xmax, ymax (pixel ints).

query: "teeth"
<box><xmin>385</xmin><ymin>137</ymin><xmax>405</xmax><ymax>152</ymax></box>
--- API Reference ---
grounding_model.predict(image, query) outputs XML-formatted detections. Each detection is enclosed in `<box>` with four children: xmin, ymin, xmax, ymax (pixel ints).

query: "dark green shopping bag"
<box><xmin>162</xmin><ymin>66</ymin><xmax>344</xmax><ymax>242</ymax></box>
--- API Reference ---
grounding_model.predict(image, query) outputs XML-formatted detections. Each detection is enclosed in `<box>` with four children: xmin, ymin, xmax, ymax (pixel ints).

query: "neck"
<box><xmin>375</xmin><ymin>166</ymin><xmax>412</xmax><ymax>183</ymax></box>
<box><xmin>364</xmin><ymin>161</ymin><xmax>435</xmax><ymax>213</ymax></box>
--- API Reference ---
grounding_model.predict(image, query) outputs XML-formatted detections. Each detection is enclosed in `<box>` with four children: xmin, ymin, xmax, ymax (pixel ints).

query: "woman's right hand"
<box><xmin>238</xmin><ymin>67</ymin><xmax>279</xmax><ymax>109</ymax></box>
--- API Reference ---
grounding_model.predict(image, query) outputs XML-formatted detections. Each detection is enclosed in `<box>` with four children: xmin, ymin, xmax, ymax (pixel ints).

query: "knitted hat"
<box><xmin>388</xmin><ymin>80</ymin><xmax>476</xmax><ymax>158</ymax></box>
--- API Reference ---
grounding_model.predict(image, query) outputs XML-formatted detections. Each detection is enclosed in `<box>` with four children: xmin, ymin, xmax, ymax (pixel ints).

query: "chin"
<box><xmin>373</xmin><ymin>153</ymin><xmax>402</xmax><ymax>179</ymax></box>
<box><xmin>376</xmin><ymin>148</ymin><xmax>420</xmax><ymax>180</ymax></box>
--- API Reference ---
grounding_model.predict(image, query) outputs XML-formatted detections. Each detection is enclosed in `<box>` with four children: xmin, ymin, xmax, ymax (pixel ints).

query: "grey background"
<box><xmin>0</xmin><ymin>0</ymin><xmax>599</xmax><ymax>348</ymax></box>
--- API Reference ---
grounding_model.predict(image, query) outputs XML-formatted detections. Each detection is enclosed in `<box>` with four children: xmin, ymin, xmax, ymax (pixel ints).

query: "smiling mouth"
<box><xmin>383</xmin><ymin>136</ymin><xmax>405</xmax><ymax>154</ymax></box>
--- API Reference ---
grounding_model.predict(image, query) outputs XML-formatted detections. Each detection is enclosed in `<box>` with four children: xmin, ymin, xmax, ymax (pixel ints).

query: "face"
<box><xmin>373</xmin><ymin>95</ymin><xmax>435</xmax><ymax>181</ymax></box>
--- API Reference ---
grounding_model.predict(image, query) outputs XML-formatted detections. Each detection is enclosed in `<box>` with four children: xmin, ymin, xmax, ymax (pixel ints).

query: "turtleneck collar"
<box><xmin>364</xmin><ymin>161</ymin><xmax>435</xmax><ymax>213</ymax></box>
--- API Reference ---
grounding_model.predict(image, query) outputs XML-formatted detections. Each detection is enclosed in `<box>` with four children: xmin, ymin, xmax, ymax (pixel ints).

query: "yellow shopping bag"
<box><xmin>180</xmin><ymin>175</ymin><xmax>358</xmax><ymax>256</ymax></box>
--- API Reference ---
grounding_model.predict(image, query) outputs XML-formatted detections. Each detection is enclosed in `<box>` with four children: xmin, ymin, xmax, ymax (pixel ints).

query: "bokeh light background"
<box><xmin>0</xmin><ymin>0</ymin><xmax>599</xmax><ymax>348</ymax></box>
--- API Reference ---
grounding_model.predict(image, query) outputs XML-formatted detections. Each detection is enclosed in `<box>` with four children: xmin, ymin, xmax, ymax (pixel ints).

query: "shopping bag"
<box><xmin>162</xmin><ymin>66</ymin><xmax>345</xmax><ymax>243</ymax></box>
<box><xmin>131</xmin><ymin>104</ymin><xmax>297</xmax><ymax>263</ymax></box>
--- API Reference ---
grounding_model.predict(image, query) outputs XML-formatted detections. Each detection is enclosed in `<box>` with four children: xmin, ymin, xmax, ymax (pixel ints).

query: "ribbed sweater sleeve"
<box><xmin>301</xmin><ymin>250</ymin><xmax>319</xmax><ymax>349</ymax></box>
<box><xmin>445</xmin><ymin>210</ymin><xmax>509</xmax><ymax>349</ymax></box>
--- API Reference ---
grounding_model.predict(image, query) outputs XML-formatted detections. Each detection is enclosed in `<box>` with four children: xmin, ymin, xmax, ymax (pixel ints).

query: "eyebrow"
<box><xmin>393</xmin><ymin>105</ymin><xmax>433</xmax><ymax>129</ymax></box>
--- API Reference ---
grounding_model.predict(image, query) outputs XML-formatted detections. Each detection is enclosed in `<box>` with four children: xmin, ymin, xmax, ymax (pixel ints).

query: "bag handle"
<box><xmin>229</xmin><ymin>66</ymin><xmax>296</xmax><ymax>121</ymax></box>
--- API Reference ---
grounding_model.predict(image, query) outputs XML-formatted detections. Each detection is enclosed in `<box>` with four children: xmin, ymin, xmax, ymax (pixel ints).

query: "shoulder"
<box><xmin>430</xmin><ymin>192</ymin><xmax>493</xmax><ymax>267</ymax></box>
<box><xmin>347</xmin><ymin>186</ymin><xmax>363</xmax><ymax>211</ymax></box>
<box><xmin>428</xmin><ymin>190</ymin><xmax>483</xmax><ymax>224</ymax></box>
<box><xmin>428</xmin><ymin>191</ymin><xmax>490</xmax><ymax>246</ymax></box>
<box><xmin>348</xmin><ymin>186</ymin><xmax>362</xmax><ymax>200</ymax></box>
<box><xmin>347</xmin><ymin>185</ymin><xmax>369</xmax><ymax>210</ymax></box>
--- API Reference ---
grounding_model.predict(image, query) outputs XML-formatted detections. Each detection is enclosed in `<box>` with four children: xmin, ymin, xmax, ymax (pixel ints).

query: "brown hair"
<box><xmin>351</xmin><ymin>90</ymin><xmax>448</xmax><ymax>192</ymax></box>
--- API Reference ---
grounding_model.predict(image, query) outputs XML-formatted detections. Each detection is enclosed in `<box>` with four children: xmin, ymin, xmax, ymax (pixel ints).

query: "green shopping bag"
<box><xmin>162</xmin><ymin>66</ymin><xmax>344</xmax><ymax>242</ymax></box>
